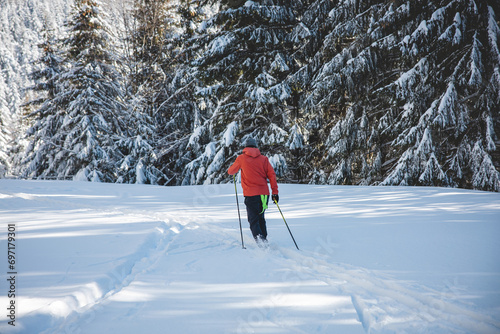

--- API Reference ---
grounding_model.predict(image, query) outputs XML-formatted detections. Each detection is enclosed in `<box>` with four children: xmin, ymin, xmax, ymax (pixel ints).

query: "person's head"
<box><xmin>244</xmin><ymin>137</ymin><xmax>257</xmax><ymax>148</ymax></box>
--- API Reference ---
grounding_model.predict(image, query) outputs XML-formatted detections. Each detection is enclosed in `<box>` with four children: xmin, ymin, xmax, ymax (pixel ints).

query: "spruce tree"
<box><xmin>23</xmin><ymin>0</ymin><xmax>126</xmax><ymax>181</ymax></box>
<box><xmin>180</xmin><ymin>0</ymin><xmax>303</xmax><ymax>185</ymax></box>
<box><xmin>300</xmin><ymin>0</ymin><xmax>500</xmax><ymax>191</ymax></box>
<box><xmin>129</xmin><ymin>0</ymin><xmax>172</xmax><ymax>111</ymax></box>
<box><xmin>22</xmin><ymin>29</ymin><xmax>64</xmax><ymax>179</ymax></box>
<box><xmin>126</xmin><ymin>0</ymin><xmax>204</xmax><ymax>184</ymax></box>
<box><xmin>0</xmin><ymin>71</ymin><xmax>10</xmax><ymax>178</ymax></box>
<box><xmin>155</xmin><ymin>0</ymin><xmax>207</xmax><ymax>184</ymax></box>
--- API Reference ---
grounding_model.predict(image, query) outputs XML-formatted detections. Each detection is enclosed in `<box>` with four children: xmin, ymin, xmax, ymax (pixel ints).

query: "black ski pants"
<box><xmin>244</xmin><ymin>195</ymin><xmax>269</xmax><ymax>240</ymax></box>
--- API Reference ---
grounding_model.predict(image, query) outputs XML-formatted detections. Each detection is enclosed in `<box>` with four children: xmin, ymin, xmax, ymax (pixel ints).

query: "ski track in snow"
<box><xmin>44</xmin><ymin>219</ymin><xmax>184</xmax><ymax>334</ymax></box>
<box><xmin>272</xmin><ymin>247</ymin><xmax>500</xmax><ymax>334</ymax></box>
<box><xmin>0</xmin><ymin>186</ymin><xmax>196</xmax><ymax>333</ymax></box>
<box><xmin>1</xmin><ymin>180</ymin><xmax>499</xmax><ymax>333</ymax></box>
<box><xmin>28</xmin><ymin>206</ymin><xmax>194</xmax><ymax>333</ymax></box>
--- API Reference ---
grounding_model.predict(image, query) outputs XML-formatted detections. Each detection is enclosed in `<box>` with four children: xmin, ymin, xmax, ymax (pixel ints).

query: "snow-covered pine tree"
<box><xmin>0</xmin><ymin>0</ymin><xmax>41</xmax><ymax>179</ymax></box>
<box><xmin>0</xmin><ymin>71</ymin><xmax>11</xmax><ymax>178</ymax></box>
<box><xmin>283</xmin><ymin>0</ymin><xmax>337</xmax><ymax>182</ymax></box>
<box><xmin>180</xmin><ymin>0</ymin><xmax>304</xmax><ymax>185</ymax></box>
<box><xmin>301</xmin><ymin>0</ymin><xmax>500</xmax><ymax>191</ymax></box>
<box><xmin>129</xmin><ymin>0</ymin><xmax>175</xmax><ymax>114</ymax></box>
<box><xmin>155</xmin><ymin>0</ymin><xmax>210</xmax><ymax>184</ymax></box>
<box><xmin>23</xmin><ymin>0</ymin><xmax>128</xmax><ymax>182</ymax></box>
<box><xmin>380</xmin><ymin>1</ymin><xmax>500</xmax><ymax>191</ymax></box>
<box><xmin>125</xmin><ymin>0</ymin><xmax>207</xmax><ymax>184</ymax></box>
<box><xmin>0</xmin><ymin>0</ymin><xmax>71</xmax><ymax>179</ymax></box>
<box><xmin>21</xmin><ymin>28</ymin><xmax>64</xmax><ymax>180</ymax></box>
<box><xmin>114</xmin><ymin>106</ymin><xmax>167</xmax><ymax>184</ymax></box>
<box><xmin>0</xmin><ymin>2</ymin><xmax>14</xmax><ymax>178</ymax></box>
<box><xmin>300</xmin><ymin>0</ymin><xmax>401</xmax><ymax>185</ymax></box>
<box><xmin>24</xmin><ymin>29</ymin><xmax>64</xmax><ymax>117</ymax></box>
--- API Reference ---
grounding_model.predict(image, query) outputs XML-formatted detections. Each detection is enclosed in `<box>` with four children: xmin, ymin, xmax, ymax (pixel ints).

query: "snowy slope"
<box><xmin>1</xmin><ymin>180</ymin><xmax>500</xmax><ymax>333</ymax></box>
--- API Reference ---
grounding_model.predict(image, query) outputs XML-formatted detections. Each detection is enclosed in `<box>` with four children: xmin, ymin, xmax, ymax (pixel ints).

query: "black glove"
<box><xmin>272</xmin><ymin>194</ymin><xmax>279</xmax><ymax>204</ymax></box>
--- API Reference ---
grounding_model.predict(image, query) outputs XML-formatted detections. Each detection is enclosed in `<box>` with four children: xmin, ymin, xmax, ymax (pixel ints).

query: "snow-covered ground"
<box><xmin>1</xmin><ymin>179</ymin><xmax>499</xmax><ymax>333</ymax></box>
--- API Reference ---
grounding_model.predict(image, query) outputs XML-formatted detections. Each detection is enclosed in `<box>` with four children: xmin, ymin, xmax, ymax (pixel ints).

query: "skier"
<box><xmin>228</xmin><ymin>137</ymin><xmax>279</xmax><ymax>244</ymax></box>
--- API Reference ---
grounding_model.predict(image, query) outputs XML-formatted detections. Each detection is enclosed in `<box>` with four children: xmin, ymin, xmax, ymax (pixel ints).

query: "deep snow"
<box><xmin>1</xmin><ymin>179</ymin><xmax>499</xmax><ymax>333</ymax></box>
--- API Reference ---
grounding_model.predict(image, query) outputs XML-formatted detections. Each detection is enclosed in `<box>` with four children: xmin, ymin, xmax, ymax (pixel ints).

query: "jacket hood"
<box><xmin>243</xmin><ymin>147</ymin><xmax>261</xmax><ymax>158</ymax></box>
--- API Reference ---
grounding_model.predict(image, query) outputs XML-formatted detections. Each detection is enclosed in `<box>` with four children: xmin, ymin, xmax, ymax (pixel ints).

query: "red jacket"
<box><xmin>228</xmin><ymin>148</ymin><xmax>278</xmax><ymax>197</ymax></box>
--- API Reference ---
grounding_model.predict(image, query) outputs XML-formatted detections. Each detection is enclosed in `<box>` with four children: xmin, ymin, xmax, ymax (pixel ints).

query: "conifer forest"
<box><xmin>1</xmin><ymin>0</ymin><xmax>499</xmax><ymax>191</ymax></box>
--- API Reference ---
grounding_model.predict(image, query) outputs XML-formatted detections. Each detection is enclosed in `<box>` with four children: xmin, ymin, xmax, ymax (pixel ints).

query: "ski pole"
<box><xmin>233</xmin><ymin>174</ymin><xmax>246</xmax><ymax>249</ymax></box>
<box><xmin>273</xmin><ymin>199</ymin><xmax>299</xmax><ymax>250</ymax></box>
